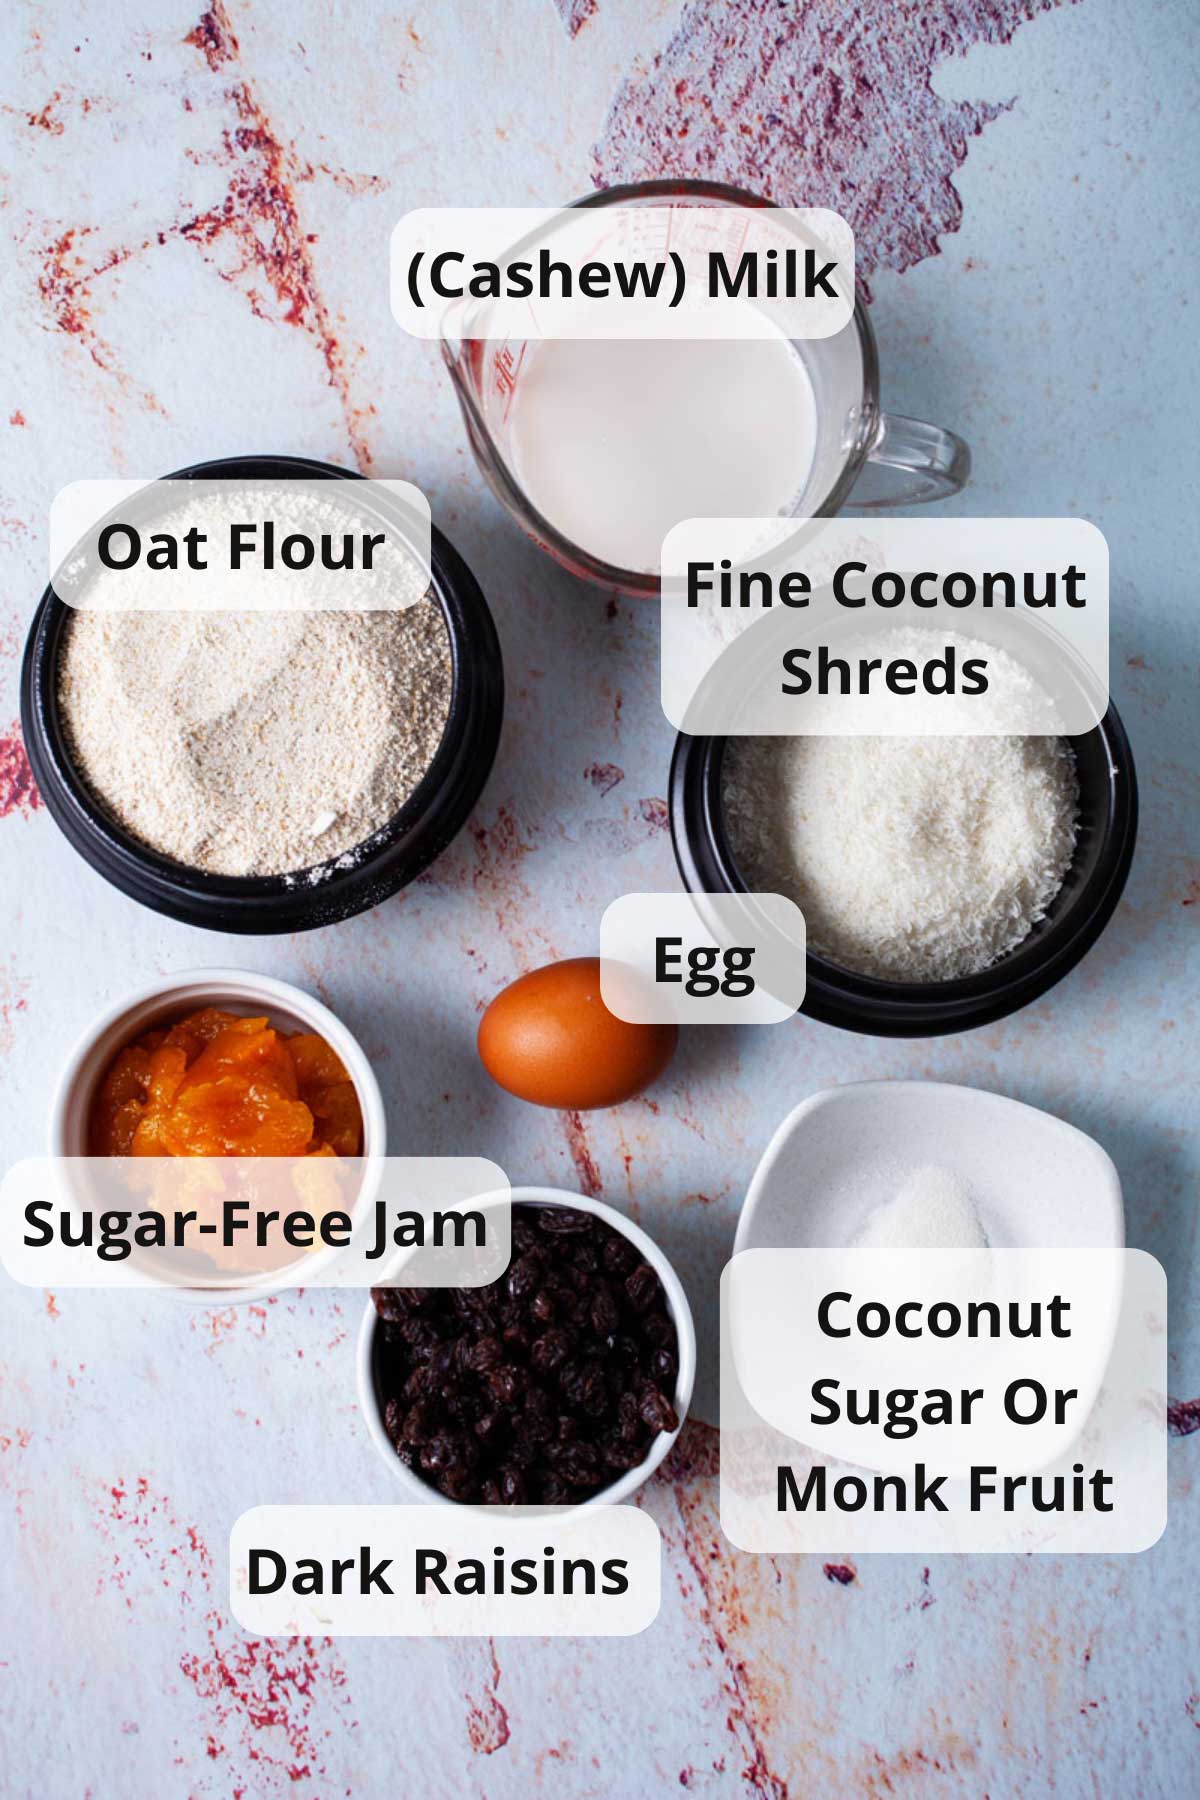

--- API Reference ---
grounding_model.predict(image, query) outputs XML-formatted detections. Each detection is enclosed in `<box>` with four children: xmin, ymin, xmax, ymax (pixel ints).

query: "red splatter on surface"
<box><xmin>658</xmin><ymin>1422</ymin><xmax>790</xmax><ymax>1799</ymax></box>
<box><xmin>26</xmin><ymin>7</ymin><xmax>379</xmax><ymax>448</ymax></box>
<box><xmin>185</xmin><ymin>3</ymin><xmax>238</xmax><ymax>70</ymax></box>
<box><xmin>92</xmin><ymin>1475</ymin><xmax>355</xmax><ymax>1788</ymax></box>
<box><xmin>594</xmin><ymin>0</ymin><xmax>1076</xmax><ymax>289</ymax></box>
<box><xmin>44</xmin><ymin>1293</ymin><xmax>60</xmax><ymax>1320</ymax></box>
<box><xmin>37</xmin><ymin>227</ymin><xmax>95</xmax><ymax>345</ymax></box>
<box><xmin>638</xmin><ymin>796</ymin><xmax>669</xmax><ymax>833</ymax></box>
<box><xmin>1168</xmin><ymin>1397</ymin><xmax>1200</xmax><ymax>1437</ymax></box>
<box><xmin>27</xmin><ymin>92</ymin><xmax>65</xmax><ymax>135</ymax></box>
<box><xmin>0</xmin><ymin>725</ymin><xmax>42</xmax><ymax>821</ymax></box>
<box><xmin>467</xmin><ymin>804</ymin><xmax>536</xmax><ymax>883</ymax></box>
<box><xmin>179</xmin><ymin>1</ymin><xmax>376</xmax><ymax>469</ymax></box>
<box><xmin>553</xmin><ymin>0</ymin><xmax>599</xmax><ymax>37</ymax></box>
<box><xmin>190</xmin><ymin>1299</ymin><xmax>272</xmax><ymax>1354</ymax></box>
<box><xmin>34</xmin><ymin>227</ymin><xmax>164</xmax><ymax>406</ymax></box>
<box><xmin>464</xmin><ymin>1640</ymin><xmax>512</xmax><ymax>1754</ymax></box>
<box><xmin>562</xmin><ymin>1108</ymin><xmax>603</xmax><ymax>1195</ymax></box>
<box><xmin>823</xmin><ymin>1561</ymin><xmax>857</xmax><ymax>1586</ymax></box>
<box><xmin>585</xmin><ymin>760</ymin><xmax>625</xmax><ymax>796</ymax></box>
<box><xmin>8</xmin><ymin>410</ymin><xmax>26</xmax><ymax>426</ymax></box>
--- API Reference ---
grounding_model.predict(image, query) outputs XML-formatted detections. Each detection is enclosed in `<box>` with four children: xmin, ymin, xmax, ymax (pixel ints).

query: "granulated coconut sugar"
<box><xmin>854</xmin><ymin>1166</ymin><xmax>989</xmax><ymax>1249</ymax></box>
<box><xmin>58</xmin><ymin>602</ymin><xmax>453</xmax><ymax>876</ymax></box>
<box><xmin>724</xmin><ymin>726</ymin><xmax>1079</xmax><ymax>983</ymax></box>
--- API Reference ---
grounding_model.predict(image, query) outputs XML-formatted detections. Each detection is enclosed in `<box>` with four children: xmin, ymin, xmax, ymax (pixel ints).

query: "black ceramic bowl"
<box><xmin>669</xmin><ymin>707</ymin><xmax>1138</xmax><ymax>1038</ymax></box>
<box><xmin>21</xmin><ymin>455</ymin><xmax>504</xmax><ymax>934</ymax></box>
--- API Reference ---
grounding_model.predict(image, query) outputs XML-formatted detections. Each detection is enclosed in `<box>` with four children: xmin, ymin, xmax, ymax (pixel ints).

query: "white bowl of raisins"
<box><xmin>356</xmin><ymin>1186</ymin><xmax>696</xmax><ymax>1510</ymax></box>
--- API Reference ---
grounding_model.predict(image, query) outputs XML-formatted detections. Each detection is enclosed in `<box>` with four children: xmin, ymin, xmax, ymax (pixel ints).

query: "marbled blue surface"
<box><xmin>0</xmin><ymin>1</ymin><xmax>1196</xmax><ymax>1793</ymax></box>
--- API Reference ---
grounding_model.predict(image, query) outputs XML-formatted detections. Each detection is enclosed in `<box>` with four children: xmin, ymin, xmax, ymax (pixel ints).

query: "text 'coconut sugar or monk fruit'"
<box><xmin>89</xmin><ymin>1008</ymin><xmax>363</xmax><ymax>1158</ymax></box>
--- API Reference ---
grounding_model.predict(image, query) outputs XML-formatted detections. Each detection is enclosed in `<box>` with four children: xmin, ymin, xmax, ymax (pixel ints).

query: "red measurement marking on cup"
<box><xmin>490</xmin><ymin>339</ymin><xmax>528</xmax><ymax>426</ymax></box>
<box><xmin>593</xmin><ymin>0</ymin><xmax>1078</xmax><ymax>290</ymax></box>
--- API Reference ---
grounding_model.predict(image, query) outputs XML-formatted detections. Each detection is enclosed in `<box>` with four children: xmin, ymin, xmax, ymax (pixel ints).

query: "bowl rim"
<box><xmin>49</xmin><ymin>967</ymin><xmax>387</xmax><ymax>1305</ymax></box>
<box><xmin>734</xmin><ymin>1079</ymin><xmax>1126</xmax><ymax>1255</ymax></box>
<box><xmin>356</xmin><ymin>1183</ymin><xmax>697</xmax><ymax>1511</ymax></box>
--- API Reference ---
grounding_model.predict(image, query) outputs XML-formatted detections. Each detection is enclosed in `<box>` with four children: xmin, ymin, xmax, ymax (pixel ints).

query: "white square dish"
<box><xmin>735</xmin><ymin>1081</ymin><xmax>1124</xmax><ymax>1252</ymax></box>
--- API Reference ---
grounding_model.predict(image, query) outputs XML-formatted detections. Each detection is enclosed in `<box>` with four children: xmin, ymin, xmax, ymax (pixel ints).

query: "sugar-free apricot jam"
<box><xmin>88</xmin><ymin>1007</ymin><xmax>363</xmax><ymax>1158</ymax></box>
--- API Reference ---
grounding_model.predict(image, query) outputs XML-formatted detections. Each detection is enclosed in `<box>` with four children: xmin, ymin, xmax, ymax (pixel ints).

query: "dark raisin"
<box><xmin>402</xmin><ymin>1363</ymin><xmax>436</xmax><ymax>1401</ymax></box>
<box><xmin>522</xmin><ymin>1399</ymin><xmax>554</xmax><ymax>1445</ymax></box>
<box><xmin>641</xmin><ymin>1311</ymin><xmax>675</xmax><ymax>1349</ymax></box>
<box><xmin>499</xmin><ymin>1467</ymin><xmax>528</xmax><ymax>1504</ymax></box>
<box><xmin>650</xmin><ymin>1346</ymin><xmax>678</xmax><ymax>1384</ymax></box>
<box><xmin>570</xmin><ymin>1238</ymin><xmax>599</xmax><ymax>1275</ymax></box>
<box><xmin>530</xmin><ymin>1286</ymin><xmax>557</xmax><ymax>1324</ymax></box>
<box><xmin>554</xmin><ymin>1412</ymin><xmax>580</xmax><ymax>1444</ymax></box>
<box><xmin>590</xmin><ymin>1280</ymin><xmax>619</xmax><ymax>1335</ymax></box>
<box><xmin>557</xmin><ymin>1441</ymin><xmax>602</xmax><ymax>1487</ymax></box>
<box><xmin>638</xmin><ymin>1384</ymin><xmax>679</xmax><ymax>1435</ymax></box>
<box><xmin>601</xmin><ymin>1232</ymin><xmax>637</xmax><ymax>1275</ymax></box>
<box><xmin>506</xmin><ymin>1250</ymin><xmax>543</xmax><ymax>1302</ymax></box>
<box><xmin>371</xmin><ymin>1287</ymin><xmax>408</xmax><ymax>1323</ymax></box>
<box><xmin>616</xmin><ymin>1390</ymin><xmax>642</xmax><ymax>1440</ymax></box>
<box><xmin>399</xmin><ymin>1315</ymin><xmax>444</xmax><ymax>1354</ymax></box>
<box><xmin>474</xmin><ymin>1408</ymin><xmax>504</xmax><ymax>1445</ymax></box>
<box><xmin>512</xmin><ymin>1215</ymin><xmax>540</xmax><ymax>1253</ymax></box>
<box><xmin>419</xmin><ymin>1435</ymin><xmax>457</xmax><ymax>1475</ymax></box>
<box><xmin>530</xmin><ymin>1327</ymin><xmax>571</xmax><ymax>1373</ymax></box>
<box><xmin>601</xmin><ymin>1434</ymin><xmax>647</xmax><ymax>1473</ymax></box>
<box><xmin>536</xmin><ymin>1207</ymin><xmax>593</xmax><ymax>1235</ymax></box>
<box><xmin>561</xmin><ymin>1297</ymin><xmax>590</xmax><ymax>1336</ymax></box>
<box><xmin>488</xmin><ymin>1364</ymin><xmax>525</xmax><ymax>1405</ymax></box>
<box><xmin>625</xmin><ymin>1263</ymin><xmax>660</xmax><ymax>1312</ymax></box>
<box><xmin>441</xmin><ymin>1467</ymin><xmax>479</xmax><ymax>1503</ymax></box>
<box><xmin>468</xmin><ymin>1335</ymin><xmax>503</xmax><ymax>1373</ymax></box>
<box><xmin>580</xmin><ymin>1363</ymin><xmax>611</xmax><ymax>1420</ymax></box>
<box><xmin>402</xmin><ymin>1399</ymin><xmax>438</xmax><ymax>1444</ymax></box>
<box><xmin>558</xmin><ymin>1359</ymin><xmax>587</xmax><ymax>1406</ymax></box>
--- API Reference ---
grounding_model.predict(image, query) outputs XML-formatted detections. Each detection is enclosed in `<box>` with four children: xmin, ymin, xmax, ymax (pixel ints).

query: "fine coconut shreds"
<box><xmin>724</xmin><ymin>729</ymin><xmax>1079</xmax><ymax>983</ymax></box>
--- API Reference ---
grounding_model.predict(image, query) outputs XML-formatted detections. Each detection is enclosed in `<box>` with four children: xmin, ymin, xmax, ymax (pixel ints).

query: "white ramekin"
<box><xmin>357</xmin><ymin>1184</ymin><xmax>696</xmax><ymax>1510</ymax></box>
<box><xmin>50</xmin><ymin>968</ymin><xmax>386</xmax><ymax>1304</ymax></box>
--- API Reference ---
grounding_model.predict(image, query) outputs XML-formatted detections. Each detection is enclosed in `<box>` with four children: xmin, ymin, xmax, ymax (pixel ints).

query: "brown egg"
<box><xmin>477</xmin><ymin>956</ymin><xmax>678</xmax><ymax>1110</ymax></box>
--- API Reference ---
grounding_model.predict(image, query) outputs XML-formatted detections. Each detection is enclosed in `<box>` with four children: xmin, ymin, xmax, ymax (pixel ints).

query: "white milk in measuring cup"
<box><xmin>507</xmin><ymin>327</ymin><xmax>819</xmax><ymax>577</ymax></box>
<box><xmin>442</xmin><ymin>189</ymin><xmax>966</xmax><ymax>592</ymax></box>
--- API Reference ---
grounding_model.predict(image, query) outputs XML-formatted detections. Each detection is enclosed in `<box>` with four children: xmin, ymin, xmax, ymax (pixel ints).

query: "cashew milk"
<box><xmin>507</xmin><ymin>327</ymin><xmax>819</xmax><ymax>575</ymax></box>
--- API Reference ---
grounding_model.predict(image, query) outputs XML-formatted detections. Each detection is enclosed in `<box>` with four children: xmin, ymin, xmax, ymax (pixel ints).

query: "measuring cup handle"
<box><xmin>852</xmin><ymin>411</ymin><xmax>971</xmax><ymax>508</ymax></box>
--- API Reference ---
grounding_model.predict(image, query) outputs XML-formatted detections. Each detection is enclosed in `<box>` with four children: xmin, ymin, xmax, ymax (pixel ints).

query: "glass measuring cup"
<box><xmin>441</xmin><ymin>179</ymin><xmax>971</xmax><ymax>599</ymax></box>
